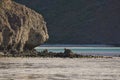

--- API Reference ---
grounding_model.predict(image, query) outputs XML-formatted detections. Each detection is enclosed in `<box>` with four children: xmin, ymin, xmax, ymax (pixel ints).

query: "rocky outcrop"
<box><xmin>0</xmin><ymin>0</ymin><xmax>49</xmax><ymax>52</ymax></box>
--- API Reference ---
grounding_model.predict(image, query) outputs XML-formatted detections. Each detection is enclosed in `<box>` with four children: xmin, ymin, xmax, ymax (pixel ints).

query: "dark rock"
<box><xmin>64</xmin><ymin>48</ymin><xmax>74</xmax><ymax>57</ymax></box>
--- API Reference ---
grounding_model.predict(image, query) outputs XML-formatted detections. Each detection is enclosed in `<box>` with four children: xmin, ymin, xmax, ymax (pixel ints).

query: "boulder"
<box><xmin>0</xmin><ymin>0</ymin><xmax>49</xmax><ymax>51</ymax></box>
<box><xmin>64</xmin><ymin>48</ymin><xmax>74</xmax><ymax>57</ymax></box>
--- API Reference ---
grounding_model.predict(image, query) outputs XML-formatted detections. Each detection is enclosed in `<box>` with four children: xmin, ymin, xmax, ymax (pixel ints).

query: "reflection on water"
<box><xmin>0</xmin><ymin>58</ymin><xmax>120</xmax><ymax>80</ymax></box>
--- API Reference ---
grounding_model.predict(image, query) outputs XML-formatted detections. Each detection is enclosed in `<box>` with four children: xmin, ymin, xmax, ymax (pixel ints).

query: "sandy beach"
<box><xmin>0</xmin><ymin>57</ymin><xmax>120</xmax><ymax>80</ymax></box>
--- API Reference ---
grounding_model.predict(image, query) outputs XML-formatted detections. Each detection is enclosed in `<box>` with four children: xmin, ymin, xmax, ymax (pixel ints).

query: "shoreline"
<box><xmin>0</xmin><ymin>49</ymin><xmax>115</xmax><ymax>58</ymax></box>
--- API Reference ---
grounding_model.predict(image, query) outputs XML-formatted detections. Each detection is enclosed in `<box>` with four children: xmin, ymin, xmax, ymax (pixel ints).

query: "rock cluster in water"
<box><xmin>0</xmin><ymin>0</ymin><xmax>49</xmax><ymax>52</ymax></box>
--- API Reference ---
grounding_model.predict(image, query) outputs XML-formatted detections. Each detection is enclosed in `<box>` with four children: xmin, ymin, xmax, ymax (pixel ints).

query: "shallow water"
<box><xmin>0</xmin><ymin>58</ymin><xmax>120</xmax><ymax>80</ymax></box>
<box><xmin>35</xmin><ymin>46</ymin><xmax>120</xmax><ymax>56</ymax></box>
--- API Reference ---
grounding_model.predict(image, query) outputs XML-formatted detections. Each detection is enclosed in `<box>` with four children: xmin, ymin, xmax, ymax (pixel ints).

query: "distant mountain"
<box><xmin>15</xmin><ymin>0</ymin><xmax>120</xmax><ymax>44</ymax></box>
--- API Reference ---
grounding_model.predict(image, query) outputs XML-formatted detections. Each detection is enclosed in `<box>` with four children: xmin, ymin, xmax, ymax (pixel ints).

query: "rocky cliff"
<box><xmin>0</xmin><ymin>0</ymin><xmax>49</xmax><ymax>51</ymax></box>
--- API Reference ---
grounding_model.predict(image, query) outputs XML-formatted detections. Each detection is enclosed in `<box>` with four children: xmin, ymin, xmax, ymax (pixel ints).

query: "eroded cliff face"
<box><xmin>0</xmin><ymin>0</ymin><xmax>49</xmax><ymax>51</ymax></box>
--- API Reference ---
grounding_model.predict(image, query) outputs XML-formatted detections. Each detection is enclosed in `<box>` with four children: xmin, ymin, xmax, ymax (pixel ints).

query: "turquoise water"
<box><xmin>35</xmin><ymin>45</ymin><xmax>120</xmax><ymax>56</ymax></box>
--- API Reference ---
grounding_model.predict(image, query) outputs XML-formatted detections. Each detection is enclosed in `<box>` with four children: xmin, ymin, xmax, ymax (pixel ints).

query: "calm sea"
<box><xmin>35</xmin><ymin>44</ymin><xmax>120</xmax><ymax>56</ymax></box>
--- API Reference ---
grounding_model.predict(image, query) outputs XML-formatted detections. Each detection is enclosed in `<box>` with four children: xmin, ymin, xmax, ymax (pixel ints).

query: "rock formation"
<box><xmin>0</xmin><ymin>0</ymin><xmax>49</xmax><ymax>52</ymax></box>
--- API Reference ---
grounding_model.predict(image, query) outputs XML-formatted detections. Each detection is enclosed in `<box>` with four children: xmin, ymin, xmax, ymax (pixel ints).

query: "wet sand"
<box><xmin>0</xmin><ymin>57</ymin><xmax>120</xmax><ymax>80</ymax></box>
